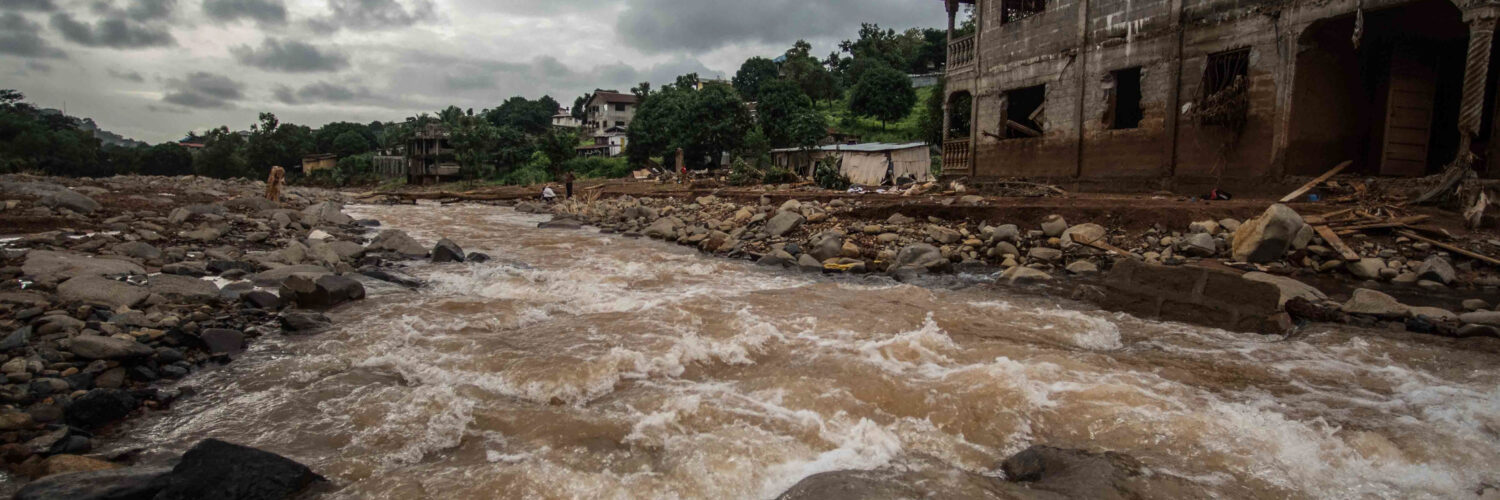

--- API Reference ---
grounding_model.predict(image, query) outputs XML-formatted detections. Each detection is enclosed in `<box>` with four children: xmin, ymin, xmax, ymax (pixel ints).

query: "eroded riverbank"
<box><xmin>97</xmin><ymin>202</ymin><xmax>1500</xmax><ymax>499</ymax></box>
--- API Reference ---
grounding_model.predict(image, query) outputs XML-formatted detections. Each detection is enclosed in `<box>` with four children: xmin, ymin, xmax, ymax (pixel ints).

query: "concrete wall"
<box><xmin>1099</xmin><ymin>259</ymin><xmax>1291</xmax><ymax>334</ymax></box>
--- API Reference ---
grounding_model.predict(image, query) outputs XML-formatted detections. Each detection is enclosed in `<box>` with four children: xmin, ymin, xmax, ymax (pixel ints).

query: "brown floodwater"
<box><xmin>99</xmin><ymin>202</ymin><xmax>1500</xmax><ymax>499</ymax></box>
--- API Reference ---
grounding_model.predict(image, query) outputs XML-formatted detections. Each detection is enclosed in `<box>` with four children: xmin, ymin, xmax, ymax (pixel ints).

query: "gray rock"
<box><xmin>113</xmin><ymin>241</ymin><xmax>161</xmax><ymax>260</ymax></box>
<box><xmin>1179</xmin><ymin>233</ymin><xmax>1217</xmax><ymax>257</ymax></box>
<box><xmin>146</xmin><ymin>274</ymin><xmax>219</xmax><ymax>303</ymax></box>
<box><xmin>1040</xmin><ymin>215</ymin><xmax>1068</xmax><ymax>237</ymax></box>
<box><xmin>1061</xmin><ymin>223</ymin><xmax>1105</xmax><ymax>248</ymax></box>
<box><xmin>14</xmin><ymin>465</ymin><xmax>171</xmax><ymax>500</ymax></box>
<box><xmin>1003</xmin><ymin>266</ymin><xmax>1053</xmax><ymax>283</ymax></box>
<box><xmin>1065</xmin><ymin>261</ymin><xmax>1099</xmax><ymax>275</ymax></box>
<box><xmin>1231</xmin><ymin>204</ymin><xmax>1305</xmax><ymax>262</ymax></box>
<box><xmin>988</xmin><ymin>224</ymin><xmax>1019</xmax><ymax>243</ymax></box>
<box><xmin>39</xmin><ymin>189</ymin><xmax>99</xmax><ymax>214</ymax></box>
<box><xmin>279</xmin><ymin>274</ymin><xmax>366</xmax><ymax>309</ymax></box>
<box><xmin>1409</xmin><ymin>306</ymin><xmax>1458</xmax><ymax>322</ymax></box>
<box><xmin>1457</xmin><ymin>324</ymin><xmax>1500</xmax><ymax>338</ymax></box>
<box><xmin>58</xmin><ymin>277</ymin><xmax>149</xmax><ymax>308</ymax></box>
<box><xmin>763</xmin><ymin>211</ymin><xmax>806</xmax><ymax>238</ymax></box>
<box><xmin>368</xmin><ymin>230</ymin><xmax>428</xmax><ymax>258</ymax></box>
<box><xmin>432</xmin><ymin>239</ymin><xmax>465</xmax><ymax>263</ymax></box>
<box><xmin>1461</xmin><ymin>299</ymin><xmax>1490</xmax><ymax>312</ymax></box>
<box><xmin>1459</xmin><ymin>311</ymin><xmax>1500</xmax><ymax>327</ymax></box>
<box><xmin>280</xmin><ymin>311</ymin><xmax>332</xmax><ymax>333</ymax></box>
<box><xmin>1417</xmin><ymin>255</ymin><xmax>1456</xmax><ymax>285</ymax></box>
<box><xmin>198</xmin><ymin>329</ymin><xmax>245</xmax><ymax>355</ymax></box>
<box><xmin>1291</xmin><ymin>224</ymin><xmax>1315</xmax><ymax>250</ymax></box>
<box><xmin>301</xmin><ymin>201</ymin><xmax>352</xmax><ymax>226</ymax></box>
<box><xmin>1341</xmin><ymin>288</ymin><xmax>1409</xmax><ymax>318</ymax></box>
<box><xmin>67</xmin><ymin>336</ymin><xmax>153</xmax><ymax>360</ymax></box>
<box><xmin>756</xmin><ymin>249</ymin><xmax>796</xmax><ymax>267</ymax></box>
<box><xmin>797</xmin><ymin>253</ymin><xmax>824</xmax><ymax>272</ymax></box>
<box><xmin>1028</xmin><ymin>247</ymin><xmax>1063</xmax><ymax>262</ymax></box>
<box><xmin>643</xmin><ymin>218</ymin><xmax>682</xmax><ymax>239</ymax></box>
<box><xmin>892</xmin><ymin>243</ymin><xmax>946</xmax><ymax>271</ymax></box>
<box><xmin>1242</xmin><ymin>272</ymin><xmax>1326</xmax><ymax>307</ymax></box>
<box><xmin>1346</xmin><ymin>258</ymin><xmax>1386</xmax><ymax>281</ymax></box>
<box><xmin>249</xmin><ymin>265</ymin><xmax>330</xmax><ymax>286</ymax></box>
<box><xmin>1189</xmin><ymin>220</ymin><xmax>1220</xmax><ymax>235</ymax></box>
<box><xmin>806</xmin><ymin>232</ymin><xmax>845</xmax><ymax>262</ymax></box>
<box><xmin>180</xmin><ymin>227</ymin><xmax>222</xmax><ymax>242</ymax></box>
<box><xmin>23</xmin><ymin>251</ymin><xmax>144</xmax><ymax>280</ymax></box>
<box><xmin>925</xmin><ymin>225</ymin><xmax>962</xmax><ymax>245</ymax></box>
<box><xmin>0</xmin><ymin>326</ymin><xmax>29</xmax><ymax>351</ymax></box>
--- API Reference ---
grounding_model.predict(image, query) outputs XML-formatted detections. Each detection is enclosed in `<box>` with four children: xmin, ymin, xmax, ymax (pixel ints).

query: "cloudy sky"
<box><xmin>0</xmin><ymin>0</ymin><xmax>945</xmax><ymax>143</ymax></box>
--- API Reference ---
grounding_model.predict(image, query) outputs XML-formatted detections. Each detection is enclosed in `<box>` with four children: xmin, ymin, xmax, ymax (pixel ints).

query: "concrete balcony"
<box><xmin>947</xmin><ymin>35</ymin><xmax>975</xmax><ymax>73</ymax></box>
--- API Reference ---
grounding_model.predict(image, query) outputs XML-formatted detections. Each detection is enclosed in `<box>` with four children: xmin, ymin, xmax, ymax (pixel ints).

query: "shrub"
<box><xmin>562</xmin><ymin>157</ymin><xmax>631</xmax><ymax>179</ymax></box>
<box><xmin>813</xmin><ymin>156</ymin><xmax>850</xmax><ymax>190</ymax></box>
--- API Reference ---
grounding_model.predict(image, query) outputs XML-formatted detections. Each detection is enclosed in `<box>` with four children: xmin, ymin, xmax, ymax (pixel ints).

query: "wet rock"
<box><xmin>1178</xmin><ymin>233</ymin><xmax>1216</xmax><ymax>257</ymax></box>
<box><xmin>358</xmin><ymin>269</ymin><xmax>423</xmax><ymax>289</ymax></box>
<box><xmin>13</xmin><ymin>466</ymin><xmax>170</xmax><ymax>500</ymax></box>
<box><xmin>65</xmin><ymin>388</ymin><xmax>138</xmax><ymax>429</ymax></box>
<box><xmin>1291</xmin><ymin>224</ymin><xmax>1315</xmax><ymax>250</ymax></box>
<box><xmin>279</xmin><ymin>274</ymin><xmax>365</xmax><ymax>309</ymax></box>
<box><xmin>998</xmin><ymin>445</ymin><xmax>1149</xmax><ymax>499</ymax></box>
<box><xmin>1028</xmin><ymin>247</ymin><xmax>1063</xmax><ymax>263</ymax></box>
<box><xmin>925</xmin><ymin>226</ymin><xmax>962</xmax><ymax>245</ymax></box>
<box><xmin>1242</xmin><ymin>272</ymin><xmax>1327</xmax><ymax>307</ymax></box>
<box><xmin>1417</xmin><ymin>255</ymin><xmax>1456</xmax><ymax>285</ymax></box>
<box><xmin>431</xmin><ymin>239</ymin><xmax>465</xmax><ymax>263</ymax></box>
<box><xmin>23</xmin><ymin>251</ymin><xmax>144</xmax><ymax>280</ymax></box>
<box><xmin>1409</xmin><ymin>306</ymin><xmax>1458</xmax><ymax>322</ymax></box>
<box><xmin>892</xmin><ymin>243</ymin><xmax>946</xmax><ymax>272</ymax></box>
<box><xmin>887</xmin><ymin>213</ymin><xmax>915</xmax><ymax>225</ymax></box>
<box><xmin>1458</xmin><ymin>311</ymin><xmax>1500</xmax><ymax>327</ymax></box>
<box><xmin>199</xmin><ymin>329</ymin><xmax>245</xmax><ymax>355</ymax></box>
<box><xmin>1231</xmin><ymin>204</ymin><xmax>1304</xmax><ymax>263</ymax></box>
<box><xmin>38</xmin><ymin>454</ymin><xmax>121</xmax><ymax>477</ymax></box>
<box><xmin>113</xmin><ymin>241</ymin><xmax>161</xmax><ymax>260</ymax></box>
<box><xmin>66</xmin><ymin>336</ymin><xmax>153</xmax><ymax>360</ymax></box>
<box><xmin>58</xmin><ymin>277</ymin><xmax>149</xmax><ymax>308</ymax></box>
<box><xmin>796</xmin><ymin>253</ymin><xmax>823</xmax><ymax>272</ymax></box>
<box><xmin>1004</xmin><ymin>266</ymin><xmax>1053</xmax><ymax>283</ymax></box>
<box><xmin>763</xmin><ymin>211</ymin><xmax>805</xmax><ymax>238</ymax></box>
<box><xmin>146</xmin><ymin>274</ymin><xmax>220</xmax><ymax>303</ymax></box>
<box><xmin>1462</xmin><ymin>299</ymin><xmax>1490</xmax><ymax>311</ymax></box>
<box><xmin>368</xmin><ymin>230</ymin><xmax>428</xmax><ymax>258</ymax></box>
<box><xmin>279</xmin><ymin>311</ymin><xmax>332</xmax><ymax>334</ymax></box>
<box><xmin>208</xmin><ymin>260</ymin><xmax>258</xmax><ymax>275</ymax></box>
<box><xmin>806</xmin><ymin>232</ymin><xmax>845</xmax><ymax>262</ymax></box>
<box><xmin>243</xmin><ymin>291</ymin><xmax>280</xmax><ymax>310</ymax></box>
<box><xmin>1341</xmin><ymin>289</ymin><xmax>1409</xmax><ymax>318</ymax></box>
<box><xmin>643</xmin><ymin>218</ymin><xmax>682</xmax><ymax>240</ymax></box>
<box><xmin>1457</xmin><ymin>324</ymin><xmax>1500</xmax><ymax>338</ymax></box>
<box><xmin>775</xmin><ymin>470</ymin><xmax>918</xmax><ymax>500</ymax></box>
<box><xmin>1066</xmin><ymin>261</ymin><xmax>1099</xmax><ymax>275</ymax></box>
<box><xmin>301</xmin><ymin>201</ymin><xmax>352</xmax><ymax>226</ymax></box>
<box><xmin>249</xmin><ymin>265</ymin><xmax>330</xmax><ymax>286</ymax></box>
<box><xmin>466</xmin><ymin>252</ymin><xmax>491</xmax><ymax>263</ymax></box>
<box><xmin>162</xmin><ymin>262</ymin><xmax>208</xmax><ymax>277</ymax></box>
<box><xmin>152</xmin><ymin>439</ymin><xmax>324</xmax><ymax>500</ymax></box>
<box><xmin>1346</xmin><ymin>258</ymin><xmax>1385</xmax><ymax>281</ymax></box>
<box><xmin>756</xmin><ymin>249</ymin><xmax>796</xmax><ymax>268</ymax></box>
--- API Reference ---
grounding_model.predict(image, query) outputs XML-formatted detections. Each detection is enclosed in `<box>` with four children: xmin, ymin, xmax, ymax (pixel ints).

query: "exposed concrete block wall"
<box><xmin>1099</xmin><ymin>259</ymin><xmax>1290</xmax><ymax>334</ymax></box>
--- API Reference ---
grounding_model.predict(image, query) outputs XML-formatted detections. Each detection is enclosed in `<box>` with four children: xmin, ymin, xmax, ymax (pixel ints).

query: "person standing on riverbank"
<box><xmin>265</xmin><ymin>165</ymin><xmax>285</xmax><ymax>202</ymax></box>
<box><xmin>564</xmin><ymin>171</ymin><xmax>575</xmax><ymax>199</ymax></box>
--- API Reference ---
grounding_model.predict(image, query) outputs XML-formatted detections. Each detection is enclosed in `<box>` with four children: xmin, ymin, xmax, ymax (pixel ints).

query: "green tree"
<box><xmin>194</xmin><ymin>126</ymin><xmax>248</xmax><ymax>179</ymax></box>
<box><xmin>331</xmin><ymin>130</ymin><xmax>369</xmax><ymax>157</ymax></box>
<box><xmin>756</xmin><ymin>80</ymin><xmax>827</xmax><ymax>148</ymax></box>
<box><xmin>141</xmin><ymin>142</ymin><xmax>193</xmax><ymax>176</ymax></box>
<box><xmin>315</xmin><ymin>122</ymin><xmax>374</xmax><ymax>153</ymax></box>
<box><xmin>626</xmin><ymin>86</ymin><xmax>692</xmax><ymax>166</ymax></box>
<box><xmin>732</xmin><ymin>57</ymin><xmax>780</xmax><ymax>102</ymax></box>
<box><xmin>537</xmin><ymin>128</ymin><xmax>578</xmax><ymax>173</ymax></box>
<box><xmin>684</xmin><ymin>83</ymin><xmax>753</xmax><ymax>169</ymax></box>
<box><xmin>485</xmin><ymin>96</ymin><xmax>556</xmax><ymax>135</ymax></box>
<box><xmin>850</xmin><ymin>65</ymin><xmax>917</xmax><ymax>129</ymax></box>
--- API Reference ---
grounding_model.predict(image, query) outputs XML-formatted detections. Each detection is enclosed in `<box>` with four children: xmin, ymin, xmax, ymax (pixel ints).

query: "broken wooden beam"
<box><xmin>1005</xmin><ymin>120</ymin><xmax>1042</xmax><ymax>137</ymax></box>
<box><xmin>1313</xmin><ymin>225</ymin><xmax>1361</xmax><ymax>261</ymax></box>
<box><xmin>1397</xmin><ymin>230</ymin><xmax>1500</xmax><ymax>267</ymax></box>
<box><xmin>1077</xmin><ymin>235</ymin><xmax>1142</xmax><ymax>260</ymax></box>
<box><xmin>1279</xmin><ymin>161</ymin><xmax>1352</xmax><ymax>203</ymax></box>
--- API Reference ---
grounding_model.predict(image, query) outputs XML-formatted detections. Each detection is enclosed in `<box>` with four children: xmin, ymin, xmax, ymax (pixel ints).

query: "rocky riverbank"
<box><xmin>0</xmin><ymin>174</ymin><xmax>464</xmax><ymax>495</ymax></box>
<box><xmin>519</xmin><ymin>191</ymin><xmax>1500</xmax><ymax>339</ymax></box>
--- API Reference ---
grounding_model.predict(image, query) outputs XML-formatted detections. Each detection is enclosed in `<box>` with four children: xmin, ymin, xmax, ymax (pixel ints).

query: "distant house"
<box><xmin>407</xmin><ymin>123</ymin><xmax>462</xmax><ymax>185</ymax></box>
<box><xmin>577</xmin><ymin>126</ymin><xmax>628</xmax><ymax>158</ymax></box>
<box><xmin>769</xmin><ymin>142</ymin><xmax>931</xmax><ymax>185</ymax></box>
<box><xmin>583</xmin><ymin>90</ymin><xmax>638</xmax><ymax>136</ymax></box>
<box><xmin>301</xmin><ymin>153</ymin><xmax>338</xmax><ymax>174</ymax></box>
<box><xmin>175</xmin><ymin>142</ymin><xmax>205</xmax><ymax>150</ymax></box>
<box><xmin>552</xmin><ymin>107</ymin><xmax>581</xmax><ymax>129</ymax></box>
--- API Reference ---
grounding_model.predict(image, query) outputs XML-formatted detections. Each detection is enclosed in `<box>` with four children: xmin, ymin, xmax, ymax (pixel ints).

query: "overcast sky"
<box><xmin>0</xmin><ymin>0</ymin><xmax>946</xmax><ymax>142</ymax></box>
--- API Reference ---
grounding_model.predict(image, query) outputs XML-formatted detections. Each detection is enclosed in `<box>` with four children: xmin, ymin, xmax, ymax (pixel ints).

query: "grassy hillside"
<box><xmin>819</xmin><ymin>86</ymin><xmax>933</xmax><ymax>144</ymax></box>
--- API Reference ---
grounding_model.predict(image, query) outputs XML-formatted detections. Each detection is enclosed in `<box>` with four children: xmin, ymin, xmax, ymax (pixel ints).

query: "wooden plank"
<box><xmin>1397</xmin><ymin>230</ymin><xmax>1500</xmax><ymax>267</ymax></box>
<box><xmin>1280</xmin><ymin>161</ymin><xmax>1352</xmax><ymax>203</ymax></box>
<box><xmin>1006</xmin><ymin>120</ymin><xmax>1042</xmax><ymax>137</ymax></box>
<box><xmin>1314</xmin><ymin>225</ymin><xmax>1362</xmax><ymax>261</ymax></box>
<box><xmin>1303</xmin><ymin>207</ymin><xmax>1357</xmax><ymax>226</ymax></box>
<box><xmin>1077</xmin><ymin>235</ymin><xmax>1142</xmax><ymax>260</ymax></box>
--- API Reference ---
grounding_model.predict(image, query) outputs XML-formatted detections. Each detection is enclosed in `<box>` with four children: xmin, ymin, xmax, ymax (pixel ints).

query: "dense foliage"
<box><xmin>850</xmin><ymin>65</ymin><xmax>918</xmax><ymax>129</ymax></box>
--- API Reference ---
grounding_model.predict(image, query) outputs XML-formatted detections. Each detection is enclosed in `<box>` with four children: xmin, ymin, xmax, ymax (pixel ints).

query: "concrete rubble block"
<box><xmin>1097</xmin><ymin>259</ymin><xmax>1288</xmax><ymax>334</ymax></box>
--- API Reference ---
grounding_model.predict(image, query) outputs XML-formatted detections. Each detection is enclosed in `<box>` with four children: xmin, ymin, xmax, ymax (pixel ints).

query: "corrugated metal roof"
<box><xmin>769</xmin><ymin>142</ymin><xmax>929</xmax><ymax>154</ymax></box>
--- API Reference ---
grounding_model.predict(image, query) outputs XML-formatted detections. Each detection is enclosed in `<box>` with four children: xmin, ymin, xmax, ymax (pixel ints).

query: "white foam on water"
<box><xmin>757</xmin><ymin>418</ymin><xmax>906</xmax><ymax>499</ymax></box>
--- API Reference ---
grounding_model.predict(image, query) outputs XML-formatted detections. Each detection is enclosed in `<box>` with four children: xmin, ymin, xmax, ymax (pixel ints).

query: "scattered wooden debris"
<box><xmin>1313</xmin><ymin>225</ymin><xmax>1361</xmax><ymax>261</ymax></box>
<box><xmin>1279</xmin><ymin>161</ymin><xmax>1351</xmax><ymax>203</ymax></box>
<box><xmin>1397</xmin><ymin>230</ymin><xmax>1500</xmax><ymax>267</ymax></box>
<box><xmin>1077</xmin><ymin>235</ymin><xmax>1143</xmax><ymax>260</ymax></box>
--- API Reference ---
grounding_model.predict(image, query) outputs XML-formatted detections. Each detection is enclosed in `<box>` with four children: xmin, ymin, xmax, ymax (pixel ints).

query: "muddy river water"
<box><xmin>102</xmin><ymin>202</ymin><xmax>1500</xmax><ymax>499</ymax></box>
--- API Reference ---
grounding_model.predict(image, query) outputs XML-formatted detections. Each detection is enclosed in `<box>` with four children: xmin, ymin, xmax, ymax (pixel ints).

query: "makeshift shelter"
<box><xmin>769</xmin><ymin>142</ymin><xmax>931</xmax><ymax>186</ymax></box>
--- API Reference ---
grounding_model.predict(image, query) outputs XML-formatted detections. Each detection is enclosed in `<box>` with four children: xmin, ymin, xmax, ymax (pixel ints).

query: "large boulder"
<box><xmin>1417</xmin><ymin>255</ymin><xmax>1456</xmax><ymax>285</ymax></box>
<box><xmin>279</xmin><ymin>274</ymin><xmax>366</xmax><ymax>309</ymax></box>
<box><xmin>113</xmin><ymin>241</ymin><xmax>161</xmax><ymax>260</ymax></box>
<box><xmin>66</xmin><ymin>336</ymin><xmax>153</xmax><ymax>360</ymax></box>
<box><xmin>806</xmin><ymin>232</ymin><xmax>845</xmax><ymax>262</ymax></box>
<box><xmin>367</xmin><ymin>230</ymin><xmax>427</xmax><ymax>258</ymax></box>
<box><xmin>776</xmin><ymin>470</ymin><xmax>918</xmax><ymax>500</ymax></box>
<box><xmin>58</xmin><ymin>277</ymin><xmax>149</xmax><ymax>308</ymax></box>
<box><xmin>65</xmin><ymin>389</ymin><xmax>139</xmax><ymax>429</ymax></box>
<box><xmin>643</xmin><ymin>218</ymin><xmax>682</xmax><ymax>239</ymax></box>
<box><xmin>763</xmin><ymin>211</ymin><xmax>806</xmax><ymax>238</ymax></box>
<box><xmin>998</xmin><ymin>445</ymin><xmax>1155</xmax><ymax>499</ymax></box>
<box><xmin>23</xmin><ymin>251</ymin><xmax>144</xmax><ymax>280</ymax></box>
<box><xmin>301</xmin><ymin>201</ymin><xmax>352</xmax><ymax>226</ymax></box>
<box><xmin>1230</xmin><ymin>204</ymin><xmax>1305</xmax><ymax>263</ymax></box>
<box><xmin>14</xmin><ymin>466</ymin><xmax>171</xmax><ymax>500</ymax></box>
<box><xmin>199</xmin><ymin>328</ymin><xmax>245</xmax><ymax>355</ymax></box>
<box><xmin>39</xmin><ymin>189</ymin><xmax>100</xmax><ymax>214</ymax></box>
<box><xmin>146</xmin><ymin>274</ymin><xmax>220</xmax><ymax>303</ymax></box>
<box><xmin>151</xmin><ymin>439</ymin><xmax>324</xmax><ymax>500</ymax></box>
<box><xmin>432</xmin><ymin>238</ymin><xmax>465</xmax><ymax>263</ymax></box>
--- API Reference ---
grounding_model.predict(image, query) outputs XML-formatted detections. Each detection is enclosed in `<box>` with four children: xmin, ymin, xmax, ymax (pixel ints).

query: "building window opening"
<box><xmin>1001</xmin><ymin>85</ymin><xmax>1046</xmax><ymax>139</ymax></box>
<box><xmin>947</xmin><ymin>91</ymin><xmax>973</xmax><ymax>139</ymax></box>
<box><xmin>1197</xmin><ymin>48</ymin><xmax>1250</xmax><ymax>129</ymax></box>
<box><xmin>1004</xmin><ymin>0</ymin><xmax>1047</xmax><ymax>23</ymax></box>
<box><xmin>1107</xmin><ymin>67</ymin><xmax>1143</xmax><ymax>129</ymax></box>
<box><xmin>614</xmin><ymin>104</ymin><xmax>627</xmax><ymax>111</ymax></box>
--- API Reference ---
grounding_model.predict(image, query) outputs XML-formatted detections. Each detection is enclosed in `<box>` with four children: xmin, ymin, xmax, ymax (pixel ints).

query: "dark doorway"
<box><xmin>947</xmin><ymin>91</ymin><xmax>973</xmax><ymax>139</ymax></box>
<box><xmin>1109</xmin><ymin>67</ymin><xmax>1143</xmax><ymax>129</ymax></box>
<box><xmin>1285</xmin><ymin>0</ymin><xmax>1465</xmax><ymax>177</ymax></box>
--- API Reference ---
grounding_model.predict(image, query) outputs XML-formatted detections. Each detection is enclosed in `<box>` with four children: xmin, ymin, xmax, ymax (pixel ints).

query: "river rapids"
<box><xmin>100</xmin><ymin>202</ymin><xmax>1500</xmax><ymax>499</ymax></box>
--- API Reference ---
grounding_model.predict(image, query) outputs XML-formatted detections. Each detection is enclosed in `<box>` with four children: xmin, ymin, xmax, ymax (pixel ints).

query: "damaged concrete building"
<box><xmin>937</xmin><ymin>0</ymin><xmax>1500</xmax><ymax>190</ymax></box>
